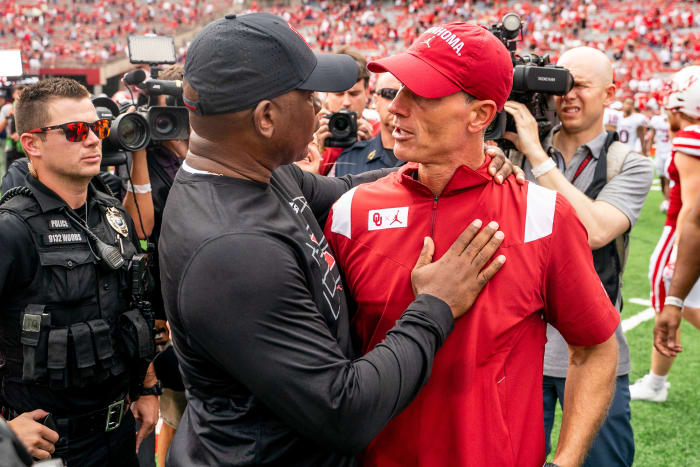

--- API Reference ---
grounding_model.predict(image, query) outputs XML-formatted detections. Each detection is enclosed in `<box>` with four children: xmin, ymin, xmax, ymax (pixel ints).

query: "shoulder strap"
<box><xmin>604</xmin><ymin>138</ymin><xmax>634</xmax><ymax>278</ymax></box>
<box><xmin>0</xmin><ymin>185</ymin><xmax>35</xmax><ymax>208</ymax></box>
<box><xmin>605</xmin><ymin>141</ymin><xmax>632</xmax><ymax>182</ymax></box>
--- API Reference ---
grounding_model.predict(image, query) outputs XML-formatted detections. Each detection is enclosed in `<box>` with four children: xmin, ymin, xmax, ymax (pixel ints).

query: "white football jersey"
<box><xmin>604</xmin><ymin>108</ymin><xmax>623</xmax><ymax>128</ymax></box>
<box><xmin>650</xmin><ymin>113</ymin><xmax>672</xmax><ymax>156</ymax></box>
<box><xmin>617</xmin><ymin>112</ymin><xmax>648</xmax><ymax>149</ymax></box>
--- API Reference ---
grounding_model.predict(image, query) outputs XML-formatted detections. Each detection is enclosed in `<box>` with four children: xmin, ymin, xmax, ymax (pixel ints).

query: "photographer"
<box><xmin>313</xmin><ymin>47</ymin><xmax>379</xmax><ymax>175</ymax></box>
<box><xmin>0</xmin><ymin>78</ymin><xmax>158</xmax><ymax>466</ymax></box>
<box><xmin>120</xmin><ymin>63</ymin><xmax>188</xmax><ymax>466</ymax></box>
<box><xmin>333</xmin><ymin>73</ymin><xmax>403</xmax><ymax>177</ymax></box>
<box><xmin>503</xmin><ymin>46</ymin><xmax>653</xmax><ymax>467</ymax></box>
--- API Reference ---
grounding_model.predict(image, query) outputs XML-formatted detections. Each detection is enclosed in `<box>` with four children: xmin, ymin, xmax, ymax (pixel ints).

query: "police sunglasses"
<box><xmin>27</xmin><ymin>119</ymin><xmax>111</xmax><ymax>142</ymax></box>
<box><xmin>375</xmin><ymin>88</ymin><xmax>399</xmax><ymax>100</ymax></box>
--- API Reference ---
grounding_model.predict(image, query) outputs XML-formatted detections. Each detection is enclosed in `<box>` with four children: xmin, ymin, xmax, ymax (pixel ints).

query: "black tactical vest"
<box><xmin>0</xmin><ymin>184</ymin><xmax>143</xmax><ymax>390</ymax></box>
<box><xmin>585</xmin><ymin>131</ymin><xmax>627</xmax><ymax>308</ymax></box>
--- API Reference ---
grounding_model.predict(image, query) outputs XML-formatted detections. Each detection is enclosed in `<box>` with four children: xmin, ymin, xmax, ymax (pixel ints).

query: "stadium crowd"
<box><xmin>1</xmin><ymin>0</ymin><xmax>699</xmax><ymax>72</ymax></box>
<box><xmin>1</xmin><ymin>1</ymin><xmax>700</xmax><ymax>467</ymax></box>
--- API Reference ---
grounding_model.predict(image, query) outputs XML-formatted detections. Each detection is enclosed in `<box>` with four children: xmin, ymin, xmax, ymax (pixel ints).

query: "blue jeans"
<box><xmin>543</xmin><ymin>374</ymin><xmax>634</xmax><ymax>467</ymax></box>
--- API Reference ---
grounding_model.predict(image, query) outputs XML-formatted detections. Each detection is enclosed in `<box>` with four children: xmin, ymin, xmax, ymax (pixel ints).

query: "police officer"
<box><xmin>333</xmin><ymin>73</ymin><xmax>403</xmax><ymax>177</ymax></box>
<box><xmin>0</xmin><ymin>78</ymin><xmax>159</xmax><ymax>466</ymax></box>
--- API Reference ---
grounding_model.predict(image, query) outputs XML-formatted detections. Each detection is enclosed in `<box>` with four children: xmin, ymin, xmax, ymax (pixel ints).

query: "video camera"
<box><xmin>485</xmin><ymin>13</ymin><xmax>574</xmax><ymax>146</ymax></box>
<box><xmin>95</xmin><ymin>35</ymin><xmax>189</xmax><ymax>166</ymax></box>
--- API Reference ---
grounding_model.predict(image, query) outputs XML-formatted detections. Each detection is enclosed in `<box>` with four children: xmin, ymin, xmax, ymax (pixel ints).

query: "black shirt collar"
<box><xmin>25</xmin><ymin>174</ymin><xmax>99</xmax><ymax>214</ymax></box>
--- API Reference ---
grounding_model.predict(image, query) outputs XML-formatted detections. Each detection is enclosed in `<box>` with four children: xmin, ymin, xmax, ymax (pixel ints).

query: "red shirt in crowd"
<box><xmin>324</xmin><ymin>160</ymin><xmax>619</xmax><ymax>466</ymax></box>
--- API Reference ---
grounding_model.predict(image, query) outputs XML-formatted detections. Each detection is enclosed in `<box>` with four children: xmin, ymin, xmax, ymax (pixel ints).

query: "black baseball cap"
<box><xmin>183</xmin><ymin>12</ymin><xmax>358</xmax><ymax>115</ymax></box>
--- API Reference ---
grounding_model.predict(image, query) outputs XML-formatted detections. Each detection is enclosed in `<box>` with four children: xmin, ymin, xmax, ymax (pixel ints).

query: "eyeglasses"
<box><xmin>375</xmin><ymin>88</ymin><xmax>399</xmax><ymax>100</ymax></box>
<box><xmin>27</xmin><ymin>119</ymin><xmax>111</xmax><ymax>142</ymax></box>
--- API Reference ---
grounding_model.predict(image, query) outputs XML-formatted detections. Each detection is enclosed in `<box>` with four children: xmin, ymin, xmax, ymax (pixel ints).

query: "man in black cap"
<box><xmin>159</xmin><ymin>12</ymin><xmax>518</xmax><ymax>466</ymax></box>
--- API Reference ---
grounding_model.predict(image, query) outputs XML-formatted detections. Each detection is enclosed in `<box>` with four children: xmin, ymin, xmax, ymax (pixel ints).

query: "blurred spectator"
<box><xmin>2</xmin><ymin>85</ymin><xmax>26</xmax><ymax>169</ymax></box>
<box><xmin>312</xmin><ymin>47</ymin><xmax>380</xmax><ymax>175</ymax></box>
<box><xmin>617</xmin><ymin>97</ymin><xmax>649</xmax><ymax>155</ymax></box>
<box><xmin>648</xmin><ymin>106</ymin><xmax>672</xmax><ymax>211</ymax></box>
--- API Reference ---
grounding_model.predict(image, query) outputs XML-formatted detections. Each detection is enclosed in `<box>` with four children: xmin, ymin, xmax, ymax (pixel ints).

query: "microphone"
<box><xmin>140</xmin><ymin>79</ymin><xmax>183</xmax><ymax>97</ymax></box>
<box><xmin>123</xmin><ymin>69</ymin><xmax>147</xmax><ymax>85</ymax></box>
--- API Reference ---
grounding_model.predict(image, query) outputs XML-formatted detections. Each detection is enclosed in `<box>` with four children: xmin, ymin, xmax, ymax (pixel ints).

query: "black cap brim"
<box><xmin>297</xmin><ymin>53</ymin><xmax>359</xmax><ymax>92</ymax></box>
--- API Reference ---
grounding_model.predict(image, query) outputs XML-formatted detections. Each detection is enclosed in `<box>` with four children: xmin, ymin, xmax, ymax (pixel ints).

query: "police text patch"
<box><xmin>48</xmin><ymin>219</ymin><xmax>70</xmax><ymax>230</ymax></box>
<box><xmin>42</xmin><ymin>232</ymin><xmax>86</xmax><ymax>245</ymax></box>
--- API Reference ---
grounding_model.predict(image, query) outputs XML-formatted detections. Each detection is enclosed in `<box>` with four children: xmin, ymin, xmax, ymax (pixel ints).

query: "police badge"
<box><xmin>105</xmin><ymin>207</ymin><xmax>129</xmax><ymax>238</ymax></box>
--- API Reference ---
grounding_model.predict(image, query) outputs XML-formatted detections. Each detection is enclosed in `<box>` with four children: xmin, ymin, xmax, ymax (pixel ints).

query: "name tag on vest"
<box><xmin>42</xmin><ymin>232</ymin><xmax>86</xmax><ymax>245</ymax></box>
<box><xmin>48</xmin><ymin>219</ymin><xmax>71</xmax><ymax>230</ymax></box>
<box><xmin>368</xmin><ymin>207</ymin><xmax>409</xmax><ymax>231</ymax></box>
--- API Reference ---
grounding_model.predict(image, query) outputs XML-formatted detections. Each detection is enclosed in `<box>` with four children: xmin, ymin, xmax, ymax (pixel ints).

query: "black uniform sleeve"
<box><xmin>0</xmin><ymin>211</ymin><xmax>37</xmax><ymax>301</ymax></box>
<box><xmin>290</xmin><ymin>163</ymin><xmax>394</xmax><ymax>227</ymax></box>
<box><xmin>177</xmin><ymin>233</ymin><xmax>453</xmax><ymax>454</ymax></box>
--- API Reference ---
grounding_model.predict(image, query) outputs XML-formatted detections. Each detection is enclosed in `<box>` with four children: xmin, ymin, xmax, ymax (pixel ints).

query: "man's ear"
<box><xmin>252</xmin><ymin>100</ymin><xmax>275</xmax><ymax>139</ymax></box>
<box><xmin>20</xmin><ymin>133</ymin><xmax>42</xmax><ymax>159</ymax></box>
<box><xmin>468</xmin><ymin>100</ymin><xmax>498</xmax><ymax>134</ymax></box>
<box><xmin>603</xmin><ymin>84</ymin><xmax>616</xmax><ymax>107</ymax></box>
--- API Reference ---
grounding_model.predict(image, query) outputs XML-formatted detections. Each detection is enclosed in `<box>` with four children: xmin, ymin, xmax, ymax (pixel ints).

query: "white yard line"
<box><xmin>629</xmin><ymin>298</ymin><xmax>652</xmax><ymax>307</ymax></box>
<box><xmin>622</xmin><ymin>308</ymin><xmax>656</xmax><ymax>332</ymax></box>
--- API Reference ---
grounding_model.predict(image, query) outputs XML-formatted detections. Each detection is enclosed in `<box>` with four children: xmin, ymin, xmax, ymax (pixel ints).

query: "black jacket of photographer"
<box><xmin>142</xmin><ymin>144</ymin><xmax>182</xmax><ymax>321</ymax></box>
<box><xmin>0</xmin><ymin>174</ymin><xmax>149</xmax><ymax>415</ymax></box>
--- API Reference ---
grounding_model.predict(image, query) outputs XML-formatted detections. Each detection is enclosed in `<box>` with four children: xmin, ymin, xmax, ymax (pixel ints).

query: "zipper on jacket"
<box><xmin>430</xmin><ymin>195</ymin><xmax>439</xmax><ymax>237</ymax></box>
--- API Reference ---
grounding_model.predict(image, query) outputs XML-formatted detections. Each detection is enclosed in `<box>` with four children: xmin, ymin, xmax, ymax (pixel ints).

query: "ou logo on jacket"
<box><xmin>368</xmin><ymin>207</ymin><xmax>409</xmax><ymax>231</ymax></box>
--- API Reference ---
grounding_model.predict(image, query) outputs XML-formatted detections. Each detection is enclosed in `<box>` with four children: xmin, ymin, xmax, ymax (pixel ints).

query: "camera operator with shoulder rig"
<box><xmin>119</xmin><ymin>63</ymin><xmax>188</xmax><ymax>465</ymax></box>
<box><xmin>312</xmin><ymin>47</ymin><xmax>380</xmax><ymax>175</ymax></box>
<box><xmin>0</xmin><ymin>78</ymin><xmax>158</xmax><ymax>466</ymax></box>
<box><xmin>502</xmin><ymin>46</ymin><xmax>653</xmax><ymax>467</ymax></box>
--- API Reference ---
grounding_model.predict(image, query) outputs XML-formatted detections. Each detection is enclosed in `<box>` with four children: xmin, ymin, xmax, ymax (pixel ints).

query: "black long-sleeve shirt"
<box><xmin>159</xmin><ymin>163</ymin><xmax>454</xmax><ymax>466</ymax></box>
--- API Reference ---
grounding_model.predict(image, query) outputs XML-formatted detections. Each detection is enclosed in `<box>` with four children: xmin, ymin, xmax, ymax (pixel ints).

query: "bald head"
<box><xmin>558</xmin><ymin>47</ymin><xmax>613</xmax><ymax>87</ymax></box>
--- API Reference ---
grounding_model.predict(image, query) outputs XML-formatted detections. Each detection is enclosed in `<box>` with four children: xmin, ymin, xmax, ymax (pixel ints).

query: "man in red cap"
<box><xmin>324</xmin><ymin>23</ymin><xmax>620</xmax><ymax>466</ymax></box>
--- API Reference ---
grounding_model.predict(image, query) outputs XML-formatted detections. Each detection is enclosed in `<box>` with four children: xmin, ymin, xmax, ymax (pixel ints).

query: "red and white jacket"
<box><xmin>325</xmin><ymin>160</ymin><xmax>619</xmax><ymax>467</ymax></box>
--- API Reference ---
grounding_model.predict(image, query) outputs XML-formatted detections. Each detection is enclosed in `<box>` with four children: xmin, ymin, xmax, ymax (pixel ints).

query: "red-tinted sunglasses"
<box><xmin>27</xmin><ymin>119</ymin><xmax>111</xmax><ymax>142</ymax></box>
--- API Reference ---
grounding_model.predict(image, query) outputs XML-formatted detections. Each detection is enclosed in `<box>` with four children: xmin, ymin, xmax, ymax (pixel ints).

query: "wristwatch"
<box><xmin>140</xmin><ymin>380</ymin><xmax>163</xmax><ymax>396</ymax></box>
<box><xmin>543</xmin><ymin>463</ymin><xmax>561</xmax><ymax>467</ymax></box>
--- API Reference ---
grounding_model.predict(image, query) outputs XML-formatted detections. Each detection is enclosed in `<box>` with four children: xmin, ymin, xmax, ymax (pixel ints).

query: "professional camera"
<box><xmin>325</xmin><ymin>109</ymin><xmax>358</xmax><ymax>148</ymax></box>
<box><xmin>130</xmin><ymin>252</ymin><xmax>155</xmax><ymax>303</ymax></box>
<box><xmin>485</xmin><ymin>13</ymin><xmax>574</xmax><ymax>146</ymax></box>
<box><xmin>97</xmin><ymin>35</ymin><xmax>189</xmax><ymax>166</ymax></box>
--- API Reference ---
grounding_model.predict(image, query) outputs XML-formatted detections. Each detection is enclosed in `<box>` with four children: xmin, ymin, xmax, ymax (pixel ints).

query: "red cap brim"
<box><xmin>368</xmin><ymin>52</ymin><xmax>460</xmax><ymax>99</ymax></box>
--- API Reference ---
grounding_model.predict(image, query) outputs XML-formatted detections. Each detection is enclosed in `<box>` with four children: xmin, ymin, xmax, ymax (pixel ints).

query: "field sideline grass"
<box><xmin>548</xmin><ymin>188</ymin><xmax>700</xmax><ymax>466</ymax></box>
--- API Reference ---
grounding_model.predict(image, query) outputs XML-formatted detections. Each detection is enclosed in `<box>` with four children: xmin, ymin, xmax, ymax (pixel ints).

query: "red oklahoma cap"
<box><xmin>368</xmin><ymin>23</ymin><xmax>513</xmax><ymax>110</ymax></box>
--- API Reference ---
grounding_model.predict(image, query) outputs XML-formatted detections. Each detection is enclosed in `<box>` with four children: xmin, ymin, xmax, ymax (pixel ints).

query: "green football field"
<box><xmin>548</xmin><ymin>187</ymin><xmax>700</xmax><ymax>466</ymax></box>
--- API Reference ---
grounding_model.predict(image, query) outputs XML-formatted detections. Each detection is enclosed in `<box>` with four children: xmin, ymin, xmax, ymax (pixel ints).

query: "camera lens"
<box><xmin>501</xmin><ymin>13</ymin><xmax>522</xmax><ymax>37</ymax></box>
<box><xmin>111</xmin><ymin>112</ymin><xmax>150</xmax><ymax>151</ymax></box>
<box><xmin>155</xmin><ymin>113</ymin><xmax>176</xmax><ymax>136</ymax></box>
<box><xmin>330</xmin><ymin>115</ymin><xmax>351</xmax><ymax>137</ymax></box>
